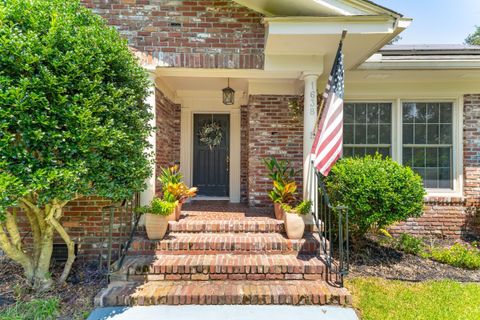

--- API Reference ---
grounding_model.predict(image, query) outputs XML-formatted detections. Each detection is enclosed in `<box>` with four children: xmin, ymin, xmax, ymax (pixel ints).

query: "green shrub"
<box><xmin>428</xmin><ymin>243</ymin><xmax>480</xmax><ymax>270</ymax></box>
<box><xmin>0</xmin><ymin>298</ymin><xmax>59</xmax><ymax>320</ymax></box>
<box><xmin>0</xmin><ymin>0</ymin><xmax>153</xmax><ymax>289</ymax></box>
<box><xmin>325</xmin><ymin>154</ymin><xmax>425</xmax><ymax>238</ymax></box>
<box><xmin>393</xmin><ymin>233</ymin><xmax>425</xmax><ymax>255</ymax></box>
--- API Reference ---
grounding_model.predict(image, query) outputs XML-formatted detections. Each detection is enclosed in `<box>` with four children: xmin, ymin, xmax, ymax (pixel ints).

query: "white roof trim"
<box><xmin>359</xmin><ymin>59</ymin><xmax>480</xmax><ymax>70</ymax></box>
<box><xmin>233</xmin><ymin>0</ymin><xmax>402</xmax><ymax>18</ymax></box>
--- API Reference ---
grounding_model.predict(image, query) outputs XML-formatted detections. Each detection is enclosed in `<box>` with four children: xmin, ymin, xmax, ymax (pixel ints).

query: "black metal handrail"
<box><xmin>311</xmin><ymin>168</ymin><xmax>349</xmax><ymax>286</ymax></box>
<box><xmin>99</xmin><ymin>193</ymin><xmax>140</xmax><ymax>279</ymax></box>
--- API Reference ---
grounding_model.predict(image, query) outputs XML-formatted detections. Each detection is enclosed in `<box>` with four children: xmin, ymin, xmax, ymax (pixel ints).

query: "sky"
<box><xmin>372</xmin><ymin>0</ymin><xmax>480</xmax><ymax>44</ymax></box>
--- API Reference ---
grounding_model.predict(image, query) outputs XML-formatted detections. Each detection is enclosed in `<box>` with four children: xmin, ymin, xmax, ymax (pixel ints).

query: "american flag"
<box><xmin>311</xmin><ymin>40</ymin><xmax>345</xmax><ymax>176</ymax></box>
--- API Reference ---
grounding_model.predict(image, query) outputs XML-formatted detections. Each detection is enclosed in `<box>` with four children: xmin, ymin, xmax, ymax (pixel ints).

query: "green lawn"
<box><xmin>347</xmin><ymin>277</ymin><xmax>480</xmax><ymax>320</ymax></box>
<box><xmin>0</xmin><ymin>298</ymin><xmax>59</xmax><ymax>320</ymax></box>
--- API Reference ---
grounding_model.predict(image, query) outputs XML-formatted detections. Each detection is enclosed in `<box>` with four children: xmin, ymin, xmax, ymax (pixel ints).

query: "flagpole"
<box><xmin>313</xmin><ymin>29</ymin><xmax>347</xmax><ymax>133</ymax></box>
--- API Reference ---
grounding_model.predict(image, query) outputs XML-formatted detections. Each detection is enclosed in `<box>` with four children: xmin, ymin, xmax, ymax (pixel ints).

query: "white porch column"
<box><xmin>302</xmin><ymin>72</ymin><xmax>319</xmax><ymax>202</ymax></box>
<box><xmin>140</xmin><ymin>72</ymin><xmax>157</xmax><ymax>208</ymax></box>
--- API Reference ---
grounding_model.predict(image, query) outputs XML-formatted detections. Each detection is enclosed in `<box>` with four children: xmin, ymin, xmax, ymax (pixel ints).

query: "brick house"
<box><xmin>69</xmin><ymin>0</ymin><xmax>480</xmax><ymax>307</ymax></box>
<box><xmin>78</xmin><ymin>0</ymin><xmax>479</xmax><ymax>238</ymax></box>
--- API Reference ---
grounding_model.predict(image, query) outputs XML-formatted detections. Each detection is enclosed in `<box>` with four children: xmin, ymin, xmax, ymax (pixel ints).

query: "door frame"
<box><xmin>179</xmin><ymin>92</ymin><xmax>241</xmax><ymax>203</ymax></box>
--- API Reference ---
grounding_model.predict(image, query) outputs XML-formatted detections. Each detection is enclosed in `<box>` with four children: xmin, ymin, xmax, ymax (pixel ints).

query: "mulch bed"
<box><xmin>348</xmin><ymin>239</ymin><xmax>480</xmax><ymax>282</ymax></box>
<box><xmin>0</xmin><ymin>256</ymin><xmax>107</xmax><ymax>319</ymax></box>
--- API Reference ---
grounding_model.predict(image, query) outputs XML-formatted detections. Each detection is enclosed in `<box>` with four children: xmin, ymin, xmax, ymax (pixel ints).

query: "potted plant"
<box><xmin>166</xmin><ymin>182</ymin><xmax>198</xmax><ymax>219</ymax></box>
<box><xmin>268</xmin><ymin>181</ymin><xmax>297</xmax><ymax>220</ymax></box>
<box><xmin>159</xmin><ymin>165</ymin><xmax>198</xmax><ymax>221</ymax></box>
<box><xmin>264</xmin><ymin>157</ymin><xmax>301</xmax><ymax>220</ymax></box>
<box><xmin>141</xmin><ymin>198</ymin><xmax>177</xmax><ymax>240</ymax></box>
<box><xmin>282</xmin><ymin>200</ymin><xmax>312</xmax><ymax>240</ymax></box>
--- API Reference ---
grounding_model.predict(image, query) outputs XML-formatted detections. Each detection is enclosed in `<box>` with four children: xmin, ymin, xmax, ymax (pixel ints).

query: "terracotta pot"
<box><xmin>145</xmin><ymin>213</ymin><xmax>169</xmax><ymax>240</ymax></box>
<box><xmin>166</xmin><ymin>209</ymin><xmax>176</xmax><ymax>222</ymax></box>
<box><xmin>274</xmin><ymin>202</ymin><xmax>284</xmax><ymax>220</ymax></box>
<box><xmin>175</xmin><ymin>203</ymin><xmax>182</xmax><ymax>221</ymax></box>
<box><xmin>284</xmin><ymin>211</ymin><xmax>305</xmax><ymax>240</ymax></box>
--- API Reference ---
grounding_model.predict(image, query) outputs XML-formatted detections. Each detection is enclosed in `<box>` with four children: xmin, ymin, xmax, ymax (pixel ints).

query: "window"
<box><xmin>343</xmin><ymin>102</ymin><xmax>392</xmax><ymax>158</ymax></box>
<box><xmin>402</xmin><ymin>102</ymin><xmax>453</xmax><ymax>189</ymax></box>
<box><xmin>343</xmin><ymin>100</ymin><xmax>459</xmax><ymax>193</ymax></box>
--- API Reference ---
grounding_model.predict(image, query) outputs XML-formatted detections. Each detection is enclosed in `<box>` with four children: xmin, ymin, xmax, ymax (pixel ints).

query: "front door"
<box><xmin>193</xmin><ymin>114</ymin><xmax>230</xmax><ymax>197</ymax></box>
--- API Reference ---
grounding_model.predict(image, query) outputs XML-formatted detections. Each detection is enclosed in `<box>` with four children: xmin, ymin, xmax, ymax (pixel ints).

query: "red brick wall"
<box><xmin>13</xmin><ymin>197</ymin><xmax>132</xmax><ymax>263</ymax></box>
<box><xmin>247</xmin><ymin>95</ymin><xmax>303</xmax><ymax>207</ymax></box>
<box><xmin>81</xmin><ymin>0</ymin><xmax>265</xmax><ymax>69</ymax></box>
<box><xmin>155</xmin><ymin>88</ymin><xmax>181</xmax><ymax>193</ymax></box>
<box><xmin>463</xmin><ymin>94</ymin><xmax>480</xmax><ymax>206</ymax></box>
<box><xmin>390</xmin><ymin>94</ymin><xmax>480</xmax><ymax>239</ymax></box>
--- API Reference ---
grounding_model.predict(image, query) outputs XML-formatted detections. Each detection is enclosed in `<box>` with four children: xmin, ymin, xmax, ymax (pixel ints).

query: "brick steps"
<box><xmin>129</xmin><ymin>232</ymin><xmax>320</xmax><ymax>255</ymax></box>
<box><xmin>168</xmin><ymin>219</ymin><xmax>284</xmax><ymax>233</ymax></box>
<box><xmin>96</xmin><ymin>280</ymin><xmax>351</xmax><ymax>307</ymax></box>
<box><xmin>111</xmin><ymin>254</ymin><xmax>327</xmax><ymax>282</ymax></box>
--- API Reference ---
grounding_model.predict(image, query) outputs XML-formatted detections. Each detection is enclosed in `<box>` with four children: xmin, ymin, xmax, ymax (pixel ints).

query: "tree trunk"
<box><xmin>1</xmin><ymin>196</ymin><xmax>78</xmax><ymax>291</ymax></box>
<box><xmin>0</xmin><ymin>222</ymin><xmax>35</xmax><ymax>284</ymax></box>
<box><xmin>48</xmin><ymin>206</ymin><xmax>76</xmax><ymax>283</ymax></box>
<box><xmin>33</xmin><ymin>222</ymin><xmax>54</xmax><ymax>291</ymax></box>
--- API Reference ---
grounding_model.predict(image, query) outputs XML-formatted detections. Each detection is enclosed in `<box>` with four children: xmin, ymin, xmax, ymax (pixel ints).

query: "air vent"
<box><xmin>52</xmin><ymin>243</ymin><xmax>78</xmax><ymax>262</ymax></box>
<box><xmin>170</xmin><ymin>22</ymin><xmax>181</xmax><ymax>27</ymax></box>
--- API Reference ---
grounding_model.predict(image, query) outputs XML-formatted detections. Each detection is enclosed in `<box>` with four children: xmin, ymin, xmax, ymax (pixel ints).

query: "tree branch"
<box><xmin>5</xmin><ymin>210</ymin><xmax>22</xmax><ymax>250</ymax></box>
<box><xmin>47</xmin><ymin>206</ymin><xmax>76</xmax><ymax>283</ymax></box>
<box><xmin>0</xmin><ymin>224</ymin><xmax>35</xmax><ymax>282</ymax></box>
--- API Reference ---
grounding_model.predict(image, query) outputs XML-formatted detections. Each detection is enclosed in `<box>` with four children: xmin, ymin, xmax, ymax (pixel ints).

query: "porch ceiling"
<box><xmin>264</xmin><ymin>16</ymin><xmax>412</xmax><ymax>71</ymax></box>
<box><xmin>155</xmin><ymin>68</ymin><xmax>304</xmax><ymax>103</ymax></box>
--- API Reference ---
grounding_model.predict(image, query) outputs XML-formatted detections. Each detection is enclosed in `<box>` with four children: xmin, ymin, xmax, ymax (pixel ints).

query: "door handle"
<box><xmin>226</xmin><ymin>155</ymin><xmax>230</xmax><ymax>171</ymax></box>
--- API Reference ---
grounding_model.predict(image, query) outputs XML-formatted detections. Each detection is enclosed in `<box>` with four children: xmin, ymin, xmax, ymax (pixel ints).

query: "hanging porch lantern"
<box><xmin>222</xmin><ymin>78</ymin><xmax>235</xmax><ymax>105</ymax></box>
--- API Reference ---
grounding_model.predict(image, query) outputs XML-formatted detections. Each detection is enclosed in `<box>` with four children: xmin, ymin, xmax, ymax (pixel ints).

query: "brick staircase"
<box><xmin>95</xmin><ymin>202</ymin><xmax>351</xmax><ymax>307</ymax></box>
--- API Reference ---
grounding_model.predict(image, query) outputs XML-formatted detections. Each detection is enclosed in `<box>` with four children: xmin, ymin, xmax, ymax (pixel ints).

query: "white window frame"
<box><xmin>344</xmin><ymin>96</ymin><xmax>463</xmax><ymax>198</ymax></box>
<box><xmin>343</xmin><ymin>101</ymin><xmax>394</xmax><ymax>157</ymax></box>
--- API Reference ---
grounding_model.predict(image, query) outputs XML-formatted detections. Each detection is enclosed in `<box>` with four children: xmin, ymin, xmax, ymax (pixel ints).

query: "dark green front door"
<box><xmin>193</xmin><ymin>114</ymin><xmax>230</xmax><ymax>197</ymax></box>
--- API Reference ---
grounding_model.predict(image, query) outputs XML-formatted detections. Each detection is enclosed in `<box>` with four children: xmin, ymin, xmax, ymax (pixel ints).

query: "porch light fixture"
<box><xmin>222</xmin><ymin>78</ymin><xmax>235</xmax><ymax>105</ymax></box>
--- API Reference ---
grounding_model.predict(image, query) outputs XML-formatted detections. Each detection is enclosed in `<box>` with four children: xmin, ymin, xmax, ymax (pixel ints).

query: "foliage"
<box><xmin>263</xmin><ymin>157</ymin><xmax>300</xmax><ymax>184</ymax></box>
<box><xmin>147</xmin><ymin>198</ymin><xmax>177</xmax><ymax>217</ymax></box>
<box><xmin>0</xmin><ymin>0</ymin><xmax>152</xmax><ymax>290</ymax></box>
<box><xmin>281</xmin><ymin>200</ymin><xmax>312</xmax><ymax>216</ymax></box>
<box><xmin>392</xmin><ymin>233</ymin><xmax>425</xmax><ymax>255</ymax></box>
<box><xmin>158</xmin><ymin>165</ymin><xmax>197</xmax><ymax>203</ymax></box>
<box><xmin>271</xmin><ymin>181</ymin><xmax>297</xmax><ymax>204</ymax></box>
<box><xmin>465</xmin><ymin>26</ymin><xmax>480</xmax><ymax>45</ymax></box>
<box><xmin>0</xmin><ymin>171</ymin><xmax>27</xmax><ymax>220</ymax></box>
<box><xmin>0</xmin><ymin>298</ymin><xmax>59</xmax><ymax>320</ymax></box>
<box><xmin>427</xmin><ymin>242</ymin><xmax>480</xmax><ymax>270</ymax></box>
<box><xmin>347</xmin><ymin>277</ymin><xmax>480</xmax><ymax>320</ymax></box>
<box><xmin>325</xmin><ymin>154</ymin><xmax>425</xmax><ymax>238</ymax></box>
<box><xmin>158</xmin><ymin>165</ymin><xmax>182</xmax><ymax>187</ymax></box>
<box><xmin>166</xmin><ymin>183</ymin><xmax>197</xmax><ymax>203</ymax></box>
<box><xmin>264</xmin><ymin>157</ymin><xmax>300</xmax><ymax>204</ymax></box>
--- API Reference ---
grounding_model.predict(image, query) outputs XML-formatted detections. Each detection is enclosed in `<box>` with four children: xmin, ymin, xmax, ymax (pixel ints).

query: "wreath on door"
<box><xmin>198</xmin><ymin>121</ymin><xmax>223</xmax><ymax>150</ymax></box>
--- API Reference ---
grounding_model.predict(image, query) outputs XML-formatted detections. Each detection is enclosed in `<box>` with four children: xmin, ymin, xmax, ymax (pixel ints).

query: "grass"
<box><xmin>347</xmin><ymin>277</ymin><xmax>480</xmax><ymax>320</ymax></box>
<box><xmin>0</xmin><ymin>298</ymin><xmax>59</xmax><ymax>320</ymax></box>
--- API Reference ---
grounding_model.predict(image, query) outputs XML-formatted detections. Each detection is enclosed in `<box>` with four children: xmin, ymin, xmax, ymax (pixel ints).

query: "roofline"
<box><xmin>379</xmin><ymin>45</ymin><xmax>480</xmax><ymax>56</ymax></box>
<box><xmin>350</xmin><ymin>0</ymin><xmax>403</xmax><ymax>18</ymax></box>
<box><xmin>233</xmin><ymin>0</ymin><xmax>403</xmax><ymax>18</ymax></box>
